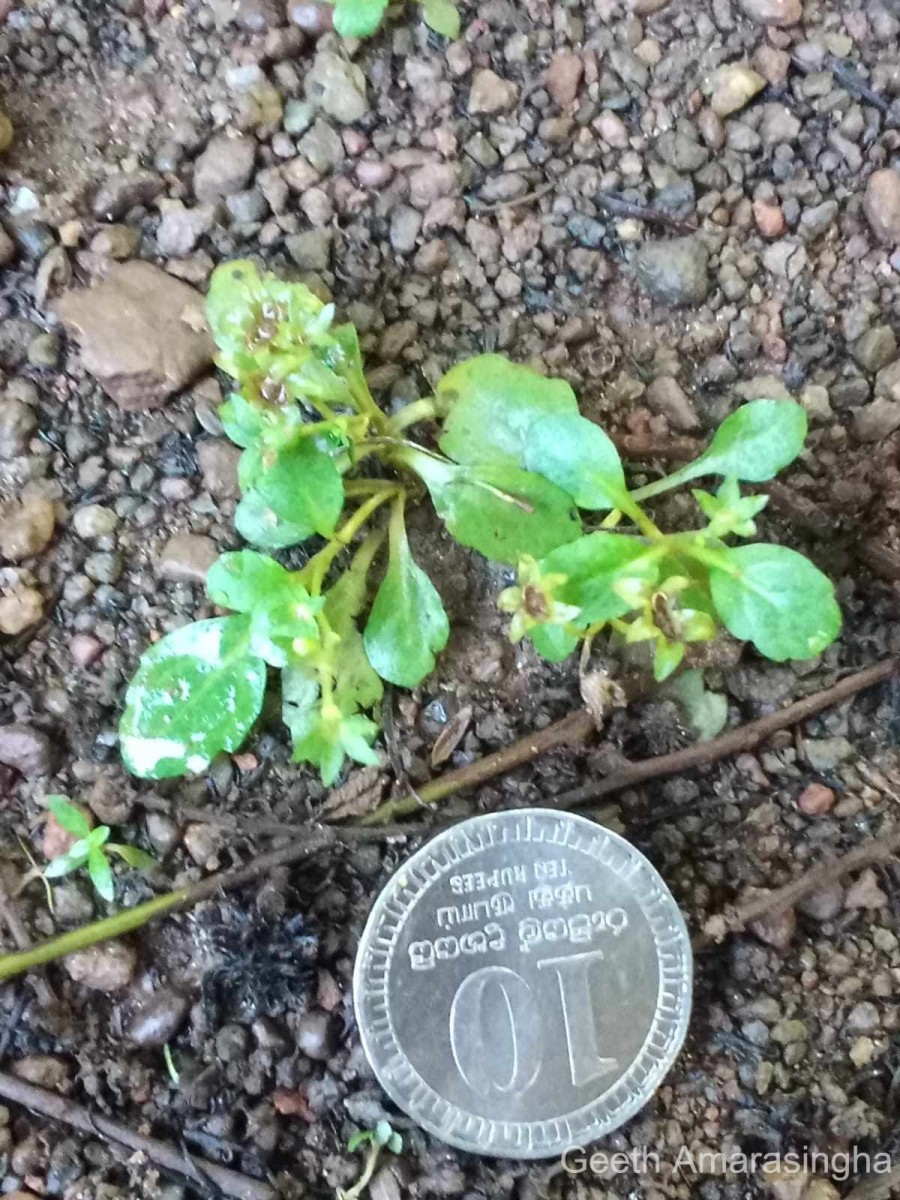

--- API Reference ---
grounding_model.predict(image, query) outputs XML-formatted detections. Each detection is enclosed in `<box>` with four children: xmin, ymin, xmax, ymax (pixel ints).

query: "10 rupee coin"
<box><xmin>353</xmin><ymin>808</ymin><xmax>692</xmax><ymax>1158</ymax></box>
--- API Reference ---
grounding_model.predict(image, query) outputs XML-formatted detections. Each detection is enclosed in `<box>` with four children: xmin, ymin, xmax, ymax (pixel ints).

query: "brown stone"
<box><xmin>0</xmin><ymin>494</ymin><xmax>54</xmax><ymax>562</ymax></box>
<box><xmin>158</xmin><ymin>532</ymin><xmax>218</xmax><ymax>583</ymax></box>
<box><xmin>543</xmin><ymin>53</ymin><xmax>584</xmax><ymax>108</ymax></box>
<box><xmin>0</xmin><ymin>724</ymin><xmax>56</xmax><ymax>776</ymax></box>
<box><xmin>54</xmin><ymin>262</ymin><xmax>213</xmax><ymax>410</ymax></box>
<box><xmin>796</xmin><ymin>782</ymin><xmax>835</xmax><ymax>815</ymax></box>
<box><xmin>65</xmin><ymin>942</ymin><xmax>137</xmax><ymax>992</ymax></box>
<box><xmin>753</xmin><ymin>199</ymin><xmax>786</xmax><ymax>238</ymax></box>
<box><xmin>864</xmin><ymin>169</ymin><xmax>900</xmax><ymax>245</ymax></box>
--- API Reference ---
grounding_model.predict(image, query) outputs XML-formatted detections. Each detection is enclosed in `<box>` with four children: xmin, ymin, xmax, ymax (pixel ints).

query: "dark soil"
<box><xmin>2</xmin><ymin>0</ymin><xmax>900</xmax><ymax>1198</ymax></box>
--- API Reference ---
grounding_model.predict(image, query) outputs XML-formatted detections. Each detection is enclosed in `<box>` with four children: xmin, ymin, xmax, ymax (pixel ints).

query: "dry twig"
<box><xmin>0</xmin><ymin>1069</ymin><xmax>274</xmax><ymax>1200</ymax></box>
<box><xmin>552</xmin><ymin>659</ymin><xmax>896</xmax><ymax>810</ymax></box>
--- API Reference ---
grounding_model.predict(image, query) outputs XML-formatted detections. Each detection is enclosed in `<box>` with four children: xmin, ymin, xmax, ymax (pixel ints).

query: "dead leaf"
<box><xmin>430</xmin><ymin>705</ymin><xmax>473</xmax><ymax>767</ymax></box>
<box><xmin>579</xmin><ymin>669</ymin><xmax>625</xmax><ymax>731</ymax></box>
<box><xmin>272</xmin><ymin>1089</ymin><xmax>314</xmax><ymax>1121</ymax></box>
<box><xmin>34</xmin><ymin>246</ymin><xmax>71</xmax><ymax>310</ymax></box>
<box><xmin>320</xmin><ymin>765</ymin><xmax>385</xmax><ymax>820</ymax></box>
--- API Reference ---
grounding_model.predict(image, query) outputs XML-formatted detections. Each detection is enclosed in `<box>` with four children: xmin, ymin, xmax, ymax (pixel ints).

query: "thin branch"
<box><xmin>359</xmin><ymin>708</ymin><xmax>596</xmax><ymax>825</ymax></box>
<box><xmin>693</xmin><ymin>824</ymin><xmax>900</xmax><ymax>953</ymax></box>
<box><xmin>551</xmin><ymin>659</ymin><xmax>896</xmax><ymax>810</ymax></box>
<box><xmin>0</xmin><ymin>1069</ymin><xmax>274</xmax><ymax>1200</ymax></box>
<box><xmin>0</xmin><ymin>661</ymin><xmax>893</xmax><ymax>984</ymax></box>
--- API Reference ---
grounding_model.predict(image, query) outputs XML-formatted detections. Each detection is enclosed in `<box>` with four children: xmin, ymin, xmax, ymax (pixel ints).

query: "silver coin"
<box><xmin>353</xmin><ymin>808</ymin><xmax>692</xmax><ymax>1159</ymax></box>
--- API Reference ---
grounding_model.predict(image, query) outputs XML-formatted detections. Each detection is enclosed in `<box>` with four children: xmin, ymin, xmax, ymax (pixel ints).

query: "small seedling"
<box><xmin>163</xmin><ymin>1042</ymin><xmax>181</xmax><ymax>1085</ymax></box>
<box><xmin>338</xmin><ymin>1120</ymin><xmax>403</xmax><ymax>1200</ymax></box>
<box><xmin>120</xmin><ymin>261</ymin><xmax>841</xmax><ymax>788</ymax></box>
<box><xmin>330</xmin><ymin>0</ymin><xmax>459</xmax><ymax>40</ymax></box>
<box><xmin>42</xmin><ymin>796</ymin><xmax>155</xmax><ymax>903</ymax></box>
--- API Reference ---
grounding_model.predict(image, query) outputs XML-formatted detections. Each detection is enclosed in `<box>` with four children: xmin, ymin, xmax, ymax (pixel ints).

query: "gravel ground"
<box><xmin>2</xmin><ymin>0</ymin><xmax>900</xmax><ymax>1197</ymax></box>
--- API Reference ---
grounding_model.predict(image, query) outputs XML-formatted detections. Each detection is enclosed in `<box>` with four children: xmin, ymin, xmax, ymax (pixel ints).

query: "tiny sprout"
<box><xmin>42</xmin><ymin>796</ymin><xmax>155</xmax><ymax>903</ymax></box>
<box><xmin>163</xmin><ymin>1043</ymin><xmax>181</xmax><ymax>1086</ymax></box>
<box><xmin>339</xmin><ymin>1120</ymin><xmax>403</xmax><ymax>1200</ymax></box>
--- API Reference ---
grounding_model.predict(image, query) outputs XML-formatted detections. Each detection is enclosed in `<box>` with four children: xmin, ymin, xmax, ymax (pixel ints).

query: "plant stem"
<box><xmin>628</xmin><ymin>463</ymin><xmax>699</xmax><ymax>502</ymax></box>
<box><xmin>349</xmin><ymin>377</ymin><xmax>390</xmax><ymax>434</ymax></box>
<box><xmin>387</xmin><ymin>398</ymin><xmax>439</xmax><ymax>433</ymax></box>
<box><xmin>342</xmin><ymin>1144</ymin><xmax>382</xmax><ymax>1200</ymax></box>
<box><xmin>343</xmin><ymin>479</ymin><xmax>398</xmax><ymax>497</ymax></box>
<box><xmin>0</xmin><ymin>891</ymin><xmax>188</xmax><ymax>982</ymax></box>
<box><xmin>304</xmin><ymin>488</ymin><xmax>399</xmax><ymax>594</ymax></box>
<box><xmin>680</xmin><ymin>539</ymin><xmax>740</xmax><ymax>576</ymax></box>
<box><xmin>618</xmin><ymin>495</ymin><xmax>663</xmax><ymax>540</ymax></box>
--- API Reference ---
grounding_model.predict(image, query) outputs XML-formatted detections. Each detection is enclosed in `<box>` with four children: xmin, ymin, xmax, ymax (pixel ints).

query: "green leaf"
<box><xmin>387</xmin><ymin>1132</ymin><xmax>403</xmax><ymax>1155</ymax></box>
<box><xmin>364</xmin><ymin>506</ymin><xmax>449</xmax><ymax>688</ymax></box>
<box><xmin>522</xmin><ymin>413</ymin><xmax>627</xmax><ymax>510</ymax></box>
<box><xmin>324</xmin><ymin>539</ymin><xmax>384</xmax><ymax>712</ymax></box>
<box><xmin>88</xmin><ymin>846</ymin><xmax>115</xmax><ymax>902</ymax></box>
<box><xmin>249</xmin><ymin>592</ymin><xmax>323</xmax><ymax>669</ymax></box>
<box><xmin>653</xmin><ymin>640</ymin><xmax>684</xmax><ymax>682</ymax></box>
<box><xmin>44</xmin><ymin>849</ymin><xmax>88</xmax><ymax>878</ymax></box>
<box><xmin>708</xmin><ymin>544</ymin><xmax>841</xmax><ymax>662</ymax></box>
<box><xmin>108</xmin><ymin>843</ymin><xmax>156</xmax><ymax>870</ymax></box>
<box><xmin>289</xmin><ymin>699</ymin><xmax>379</xmax><ymax>785</ymax></box>
<box><xmin>411</xmin><ymin>453</ymin><xmax>582</xmax><ymax>565</ymax></box>
<box><xmin>374</xmin><ymin>1121</ymin><xmax>393</xmax><ymax>1147</ymax></box>
<box><xmin>529</xmin><ymin>622</ymin><xmax>579</xmax><ymax>662</ymax></box>
<box><xmin>206</xmin><ymin>261</ymin><xmax>337</xmax><ymax>383</ymax></box>
<box><xmin>692</xmin><ymin>476</ymin><xmax>769</xmax><ymax>539</ymax></box>
<box><xmin>255</xmin><ymin>440</ymin><xmax>344</xmax><ymax>537</ymax></box>
<box><xmin>421</xmin><ymin>0</ymin><xmax>459</xmax><ymax>36</ymax></box>
<box><xmin>206</xmin><ymin>551</ymin><xmax>292</xmax><ymax>613</ymax></box>
<box><xmin>332</xmin><ymin>0</ymin><xmax>390</xmax><ymax>37</ymax></box>
<box><xmin>437</xmin><ymin>355</ymin><xmax>578</xmax><ymax>469</ymax></box>
<box><xmin>235</xmin><ymin>491</ymin><xmax>313</xmax><ymax>551</ymax></box>
<box><xmin>282</xmin><ymin>663</ymin><xmax>320</xmax><ymax>751</ymax></box>
<box><xmin>540</xmin><ymin>534</ymin><xmax>660</xmax><ymax>624</ymax></box>
<box><xmin>120</xmin><ymin>616</ymin><xmax>268</xmax><ymax>779</ymax></box>
<box><xmin>219</xmin><ymin>394</ymin><xmax>267</xmax><ymax>449</ymax></box>
<box><xmin>47</xmin><ymin>797</ymin><xmax>92</xmax><ymax>839</ymax></box>
<box><xmin>662</xmin><ymin>669</ymin><xmax>728</xmax><ymax>741</ymax></box>
<box><xmin>686</xmin><ymin>400</ymin><xmax>807</xmax><ymax>484</ymax></box>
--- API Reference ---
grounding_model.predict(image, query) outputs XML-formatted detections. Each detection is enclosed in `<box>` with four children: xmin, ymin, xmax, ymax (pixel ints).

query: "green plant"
<box><xmin>330</xmin><ymin>0</ymin><xmax>459</xmax><ymax>40</ymax></box>
<box><xmin>338</xmin><ymin>1120</ymin><xmax>403</xmax><ymax>1200</ymax></box>
<box><xmin>41</xmin><ymin>797</ymin><xmax>155</xmax><ymax>903</ymax></box>
<box><xmin>119</xmin><ymin>261</ymin><xmax>841</xmax><ymax>787</ymax></box>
